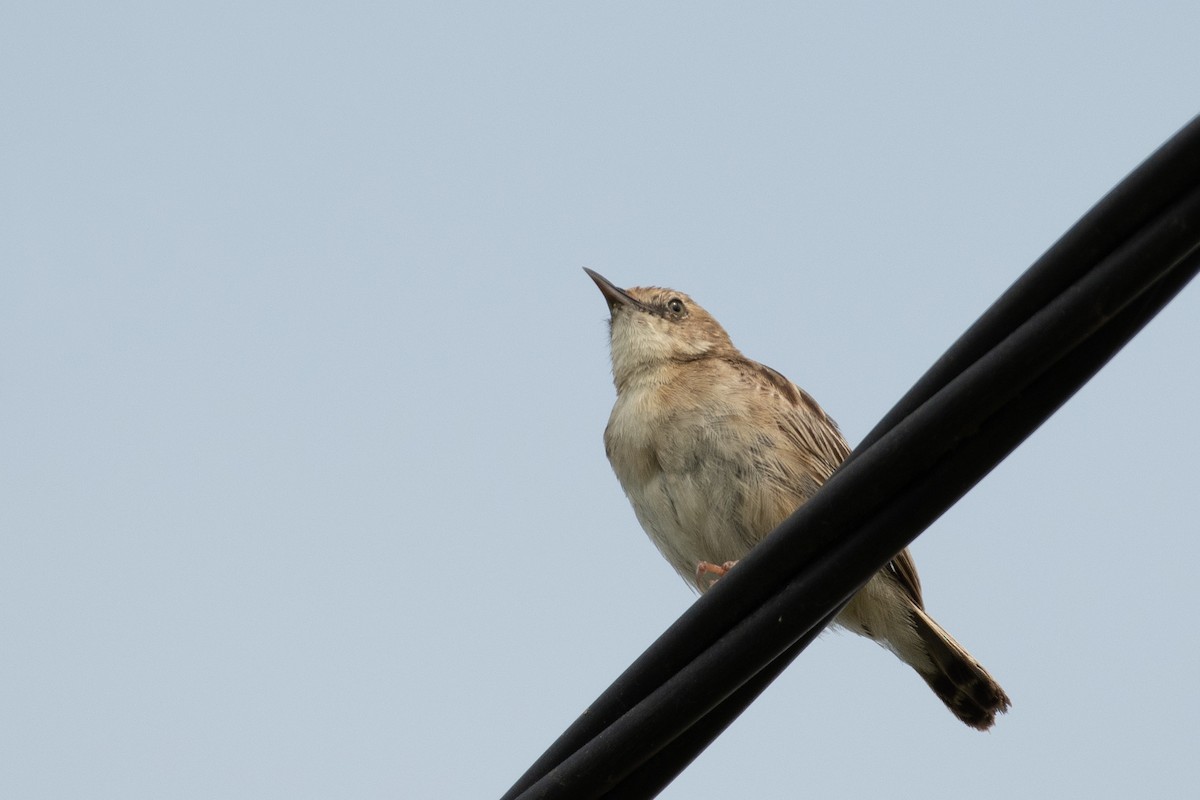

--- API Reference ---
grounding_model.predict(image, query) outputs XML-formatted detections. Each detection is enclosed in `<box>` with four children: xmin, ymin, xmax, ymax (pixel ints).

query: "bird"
<box><xmin>584</xmin><ymin>267</ymin><xmax>1011</xmax><ymax>730</ymax></box>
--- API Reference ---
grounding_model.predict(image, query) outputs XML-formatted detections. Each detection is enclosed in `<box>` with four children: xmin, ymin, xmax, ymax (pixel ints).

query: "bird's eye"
<box><xmin>667</xmin><ymin>298</ymin><xmax>685</xmax><ymax>314</ymax></box>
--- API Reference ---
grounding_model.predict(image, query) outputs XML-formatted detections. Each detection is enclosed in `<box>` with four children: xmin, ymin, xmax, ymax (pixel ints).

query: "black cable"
<box><xmin>501</xmin><ymin>115</ymin><xmax>1200</xmax><ymax>800</ymax></box>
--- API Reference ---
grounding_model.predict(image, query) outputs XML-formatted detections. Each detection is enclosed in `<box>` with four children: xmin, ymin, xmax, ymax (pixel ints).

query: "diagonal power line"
<box><xmin>502</xmin><ymin>114</ymin><xmax>1200</xmax><ymax>800</ymax></box>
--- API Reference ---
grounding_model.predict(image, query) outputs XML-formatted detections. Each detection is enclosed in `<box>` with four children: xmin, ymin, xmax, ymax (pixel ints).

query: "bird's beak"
<box><xmin>584</xmin><ymin>268</ymin><xmax>647</xmax><ymax>314</ymax></box>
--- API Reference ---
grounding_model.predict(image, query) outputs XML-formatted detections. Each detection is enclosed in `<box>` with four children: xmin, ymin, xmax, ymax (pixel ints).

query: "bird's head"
<box><xmin>584</xmin><ymin>268</ymin><xmax>738</xmax><ymax>390</ymax></box>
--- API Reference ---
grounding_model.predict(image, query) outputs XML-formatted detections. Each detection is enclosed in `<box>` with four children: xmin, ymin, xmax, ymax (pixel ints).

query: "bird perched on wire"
<box><xmin>584</xmin><ymin>268</ymin><xmax>1010</xmax><ymax>730</ymax></box>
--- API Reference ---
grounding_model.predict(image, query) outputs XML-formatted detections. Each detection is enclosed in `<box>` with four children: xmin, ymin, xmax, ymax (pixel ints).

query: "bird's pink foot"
<box><xmin>695</xmin><ymin>560</ymin><xmax>740</xmax><ymax>591</ymax></box>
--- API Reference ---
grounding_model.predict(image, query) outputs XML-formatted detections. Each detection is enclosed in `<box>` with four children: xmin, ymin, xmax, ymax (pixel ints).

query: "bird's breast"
<box><xmin>605</xmin><ymin>384</ymin><xmax>773</xmax><ymax>579</ymax></box>
<box><xmin>604</xmin><ymin>386</ymin><xmax>665</xmax><ymax>487</ymax></box>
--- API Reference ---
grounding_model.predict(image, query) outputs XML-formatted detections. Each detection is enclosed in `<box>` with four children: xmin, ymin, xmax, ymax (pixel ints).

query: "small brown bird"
<box><xmin>585</xmin><ymin>268</ymin><xmax>1010</xmax><ymax>730</ymax></box>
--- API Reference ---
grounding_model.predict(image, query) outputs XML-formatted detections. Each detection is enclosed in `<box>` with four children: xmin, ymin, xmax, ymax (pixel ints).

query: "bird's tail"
<box><xmin>908</xmin><ymin>606</ymin><xmax>1011</xmax><ymax>730</ymax></box>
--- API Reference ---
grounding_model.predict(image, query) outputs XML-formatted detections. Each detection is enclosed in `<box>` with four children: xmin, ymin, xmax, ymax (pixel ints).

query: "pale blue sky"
<box><xmin>4</xmin><ymin>4</ymin><xmax>1200</xmax><ymax>798</ymax></box>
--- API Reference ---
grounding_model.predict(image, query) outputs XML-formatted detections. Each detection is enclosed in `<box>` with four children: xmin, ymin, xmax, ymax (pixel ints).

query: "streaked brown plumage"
<box><xmin>586</xmin><ymin>268</ymin><xmax>1010</xmax><ymax>730</ymax></box>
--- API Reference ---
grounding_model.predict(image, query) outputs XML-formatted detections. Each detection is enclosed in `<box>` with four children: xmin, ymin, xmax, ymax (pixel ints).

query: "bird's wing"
<box><xmin>755</xmin><ymin>362</ymin><xmax>851</xmax><ymax>481</ymax></box>
<box><xmin>886</xmin><ymin>547</ymin><xmax>924</xmax><ymax>609</ymax></box>
<box><xmin>750</xmin><ymin>360</ymin><xmax>926</xmax><ymax>609</ymax></box>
